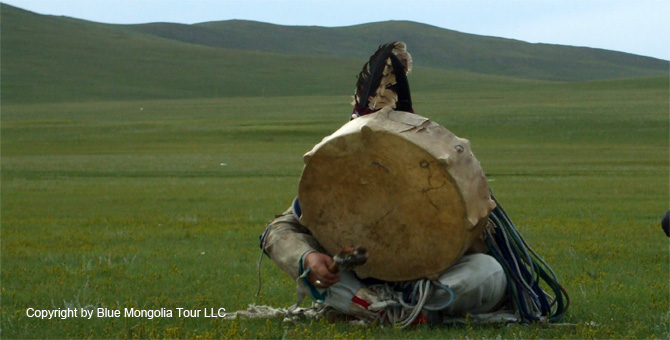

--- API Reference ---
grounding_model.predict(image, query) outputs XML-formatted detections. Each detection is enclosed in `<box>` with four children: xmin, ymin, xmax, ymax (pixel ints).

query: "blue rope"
<box><xmin>485</xmin><ymin>193</ymin><xmax>570</xmax><ymax>323</ymax></box>
<box><xmin>426</xmin><ymin>280</ymin><xmax>455</xmax><ymax>311</ymax></box>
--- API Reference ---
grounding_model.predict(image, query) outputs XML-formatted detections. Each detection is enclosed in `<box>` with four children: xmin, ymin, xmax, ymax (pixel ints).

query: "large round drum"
<box><xmin>298</xmin><ymin>108</ymin><xmax>495</xmax><ymax>281</ymax></box>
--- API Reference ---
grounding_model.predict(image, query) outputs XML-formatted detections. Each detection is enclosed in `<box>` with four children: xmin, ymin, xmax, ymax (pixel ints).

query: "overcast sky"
<box><xmin>4</xmin><ymin>0</ymin><xmax>669</xmax><ymax>60</ymax></box>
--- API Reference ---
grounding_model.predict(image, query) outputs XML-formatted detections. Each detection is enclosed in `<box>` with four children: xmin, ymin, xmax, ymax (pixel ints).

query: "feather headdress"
<box><xmin>351</xmin><ymin>41</ymin><xmax>413</xmax><ymax>119</ymax></box>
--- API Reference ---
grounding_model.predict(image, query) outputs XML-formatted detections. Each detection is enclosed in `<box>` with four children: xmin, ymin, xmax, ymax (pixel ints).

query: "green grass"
<box><xmin>2</xmin><ymin>77</ymin><xmax>668</xmax><ymax>338</ymax></box>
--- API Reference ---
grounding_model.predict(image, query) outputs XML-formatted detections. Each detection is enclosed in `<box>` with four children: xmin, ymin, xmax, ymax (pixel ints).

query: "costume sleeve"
<box><xmin>260</xmin><ymin>207</ymin><xmax>326</xmax><ymax>281</ymax></box>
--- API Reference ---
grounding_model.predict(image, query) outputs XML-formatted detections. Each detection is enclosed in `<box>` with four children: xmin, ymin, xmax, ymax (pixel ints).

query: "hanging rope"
<box><xmin>484</xmin><ymin>193</ymin><xmax>570</xmax><ymax>323</ymax></box>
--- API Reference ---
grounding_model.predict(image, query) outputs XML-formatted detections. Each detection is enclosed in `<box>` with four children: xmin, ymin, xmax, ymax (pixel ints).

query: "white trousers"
<box><xmin>324</xmin><ymin>253</ymin><xmax>507</xmax><ymax>317</ymax></box>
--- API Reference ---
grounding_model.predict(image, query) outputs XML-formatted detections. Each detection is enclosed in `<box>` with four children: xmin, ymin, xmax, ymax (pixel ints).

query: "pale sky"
<box><xmin>4</xmin><ymin>0</ymin><xmax>669</xmax><ymax>60</ymax></box>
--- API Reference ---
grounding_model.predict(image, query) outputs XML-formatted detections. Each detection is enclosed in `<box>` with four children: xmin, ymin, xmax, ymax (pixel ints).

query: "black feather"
<box><xmin>354</xmin><ymin>42</ymin><xmax>413</xmax><ymax>113</ymax></box>
<box><xmin>355</xmin><ymin>43</ymin><xmax>398</xmax><ymax>109</ymax></box>
<box><xmin>388</xmin><ymin>53</ymin><xmax>413</xmax><ymax>112</ymax></box>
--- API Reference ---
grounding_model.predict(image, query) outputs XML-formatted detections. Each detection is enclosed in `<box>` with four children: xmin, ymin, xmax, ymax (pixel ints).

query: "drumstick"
<box><xmin>327</xmin><ymin>246</ymin><xmax>368</xmax><ymax>273</ymax></box>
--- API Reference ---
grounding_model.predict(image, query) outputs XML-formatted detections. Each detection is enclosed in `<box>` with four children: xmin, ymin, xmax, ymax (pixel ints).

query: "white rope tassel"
<box><xmin>367</xmin><ymin>279</ymin><xmax>454</xmax><ymax>328</ymax></box>
<box><xmin>224</xmin><ymin>304</ymin><xmax>327</xmax><ymax>323</ymax></box>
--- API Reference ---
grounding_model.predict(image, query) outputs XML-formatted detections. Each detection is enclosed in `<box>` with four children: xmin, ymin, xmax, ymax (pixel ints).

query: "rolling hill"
<box><xmin>1</xmin><ymin>3</ymin><xmax>667</xmax><ymax>104</ymax></box>
<box><xmin>130</xmin><ymin>19</ymin><xmax>669</xmax><ymax>81</ymax></box>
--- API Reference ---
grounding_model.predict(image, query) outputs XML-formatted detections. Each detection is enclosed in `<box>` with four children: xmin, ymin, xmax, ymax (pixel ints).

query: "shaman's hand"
<box><xmin>304</xmin><ymin>252</ymin><xmax>341</xmax><ymax>288</ymax></box>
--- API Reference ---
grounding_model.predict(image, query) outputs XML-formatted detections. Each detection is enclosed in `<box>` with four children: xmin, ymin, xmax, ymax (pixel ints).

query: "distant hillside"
<box><xmin>0</xmin><ymin>4</ymin><xmax>358</xmax><ymax>103</ymax></box>
<box><xmin>1</xmin><ymin>3</ymin><xmax>667</xmax><ymax>104</ymax></box>
<box><xmin>128</xmin><ymin>19</ymin><xmax>668</xmax><ymax>81</ymax></box>
<box><xmin>0</xmin><ymin>4</ymin><xmax>525</xmax><ymax>104</ymax></box>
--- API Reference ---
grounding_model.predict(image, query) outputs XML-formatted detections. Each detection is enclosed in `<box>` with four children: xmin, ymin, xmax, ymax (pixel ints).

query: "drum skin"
<box><xmin>298</xmin><ymin>108</ymin><xmax>496</xmax><ymax>281</ymax></box>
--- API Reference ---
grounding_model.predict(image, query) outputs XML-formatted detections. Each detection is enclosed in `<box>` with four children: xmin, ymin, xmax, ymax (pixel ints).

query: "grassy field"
<box><xmin>1</xmin><ymin>76</ymin><xmax>668</xmax><ymax>338</ymax></box>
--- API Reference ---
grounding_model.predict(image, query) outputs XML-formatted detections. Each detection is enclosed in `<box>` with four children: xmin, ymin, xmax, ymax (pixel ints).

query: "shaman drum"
<box><xmin>298</xmin><ymin>108</ymin><xmax>496</xmax><ymax>281</ymax></box>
